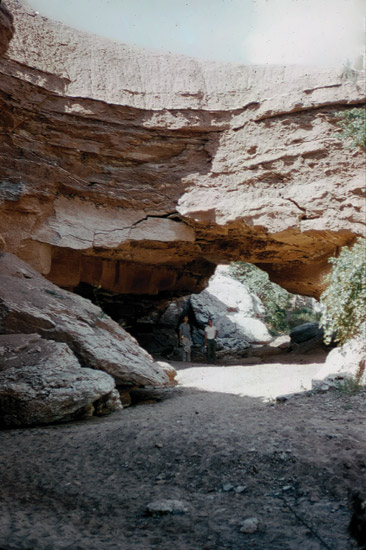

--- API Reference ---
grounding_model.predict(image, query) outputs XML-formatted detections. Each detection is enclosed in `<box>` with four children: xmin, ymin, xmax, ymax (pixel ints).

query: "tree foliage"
<box><xmin>336</xmin><ymin>108</ymin><xmax>366</xmax><ymax>149</ymax></box>
<box><xmin>229</xmin><ymin>262</ymin><xmax>319</xmax><ymax>334</ymax></box>
<box><xmin>320</xmin><ymin>239</ymin><xmax>366</xmax><ymax>345</ymax></box>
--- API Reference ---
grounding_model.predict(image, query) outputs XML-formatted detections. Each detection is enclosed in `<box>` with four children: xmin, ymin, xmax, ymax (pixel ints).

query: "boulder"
<box><xmin>240</xmin><ymin>517</ymin><xmax>260</xmax><ymax>534</ymax></box>
<box><xmin>159</xmin><ymin>297</ymin><xmax>190</xmax><ymax>326</ymax></box>
<box><xmin>0</xmin><ymin>252</ymin><xmax>170</xmax><ymax>387</ymax></box>
<box><xmin>245</xmin><ymin>336</ymin><xmax>292</xmax><ymax>359</ymax></box>
<box><xmin>0</xmin><ymin>333</ymin><xmax>121</xmax><ymax>427</ymax></box>
<box><xmin>313</xmin><ymin>333</ymin><xmax>366</xmax><ymax>388</ymax></box>
<box><xmin>155</xmin><ymin>361</ymin><xmax>177</xmax><ymax>385</ymax></box>
<box><xmin>190</xmin><ymin>266</ymin><xmax>272</xmax><ymax>346</ymax></box>
<box><xmin>290</xmin><ymin>322</ymin><xmax>324</xmax><ymax>344</ymax></box>
<box><xmin>145</xmin><ymin>499</ymin><xmax>189</xmax><ymax>516</ymax></box>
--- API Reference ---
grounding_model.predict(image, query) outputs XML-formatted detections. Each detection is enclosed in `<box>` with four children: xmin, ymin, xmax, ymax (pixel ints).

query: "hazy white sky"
<box><xmin>26</xmin><ymin>0</ymin><xmax>365</xmax><ymax>66</ymax></box>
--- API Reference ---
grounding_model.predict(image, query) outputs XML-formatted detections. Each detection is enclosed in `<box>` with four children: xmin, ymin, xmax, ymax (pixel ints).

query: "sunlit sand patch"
<box><xmin>176</xmin><ymin>361</ymin><xmax>323</xmax><ymax>401</ymax></box>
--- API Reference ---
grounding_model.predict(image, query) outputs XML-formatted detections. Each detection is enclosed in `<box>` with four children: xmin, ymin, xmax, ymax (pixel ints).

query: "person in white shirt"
<box><xmin>204</xmin><ymin>318</ymin><xmax>218</xmax><ymax>364</ymax></box>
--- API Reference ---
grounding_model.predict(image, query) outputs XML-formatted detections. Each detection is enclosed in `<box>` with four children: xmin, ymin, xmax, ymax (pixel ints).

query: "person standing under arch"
<box><xmin>179</xmin><ymin>315</ymin><xmax>193</xmax><ymax>362</ymax></box>
<box><xmin>204</xmin><ymin>318</ymin><xmax>218</xmax><ymax>364</ymax></box>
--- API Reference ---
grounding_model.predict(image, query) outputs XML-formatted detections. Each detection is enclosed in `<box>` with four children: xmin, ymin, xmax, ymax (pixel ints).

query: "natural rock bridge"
<box><xmin>1</xmin><ymin>0</ymin><xmax>364</xmax><ymax>301</ymax></box>
<box><xmin>0</xmin><ymin>0</ymin><xmax>364</xmax><ymax>425</ymax></box>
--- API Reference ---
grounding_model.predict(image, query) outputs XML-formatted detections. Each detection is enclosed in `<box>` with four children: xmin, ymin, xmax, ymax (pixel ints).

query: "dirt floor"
<box><xmin>0</xmin><ymin>351</ymin><xmax>365</xmax><ymax>550</ymax></box>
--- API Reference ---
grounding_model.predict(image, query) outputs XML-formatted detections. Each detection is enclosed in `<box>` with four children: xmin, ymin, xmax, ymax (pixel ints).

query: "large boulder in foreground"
<box><xmin>0</xmin><ymin>252</ymin><xmax>170</xmax><ymax>387</ymax></box>
<box><xmin>0</xmin><ymin>333</ymin><xmax>121</xmax><ymax>427</ymax></box>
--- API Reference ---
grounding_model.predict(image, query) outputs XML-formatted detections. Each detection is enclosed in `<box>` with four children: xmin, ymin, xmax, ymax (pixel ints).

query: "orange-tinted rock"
<box><xmin>0</xmin><ymin>0</ymin><xmax>364</xmax><ymax>300</ymax></box>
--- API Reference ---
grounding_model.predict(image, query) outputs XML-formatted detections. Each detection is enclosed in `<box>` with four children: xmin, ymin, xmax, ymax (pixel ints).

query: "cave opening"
<box><xmin>73</xmin><ymin>262</ymin><xmax>324</xmax><ymax>363</ymax></box>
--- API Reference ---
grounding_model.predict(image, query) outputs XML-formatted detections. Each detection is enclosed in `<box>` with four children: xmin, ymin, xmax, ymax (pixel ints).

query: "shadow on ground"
<box><xmin>0</xmin><ymin>353</ymin><xmax>365</xmax><ymax>550</ymax></box>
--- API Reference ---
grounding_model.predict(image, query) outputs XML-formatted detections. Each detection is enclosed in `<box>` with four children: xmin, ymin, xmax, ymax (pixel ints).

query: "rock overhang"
<box><xmin>0</xmin><ymin>0</ymin><xmax>365</xmax><ymax>303</ymax></box>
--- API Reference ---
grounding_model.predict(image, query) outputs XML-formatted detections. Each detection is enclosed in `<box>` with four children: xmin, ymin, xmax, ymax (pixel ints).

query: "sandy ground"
<box><xmin>0</xmin><ymin>351</ymin><xmax>365</xmax><ymax>550</ymax></box>
<box><xmin>173</xmin><ymin>354</ymin><xmax>324</xmax><ymax>400</ymax></box>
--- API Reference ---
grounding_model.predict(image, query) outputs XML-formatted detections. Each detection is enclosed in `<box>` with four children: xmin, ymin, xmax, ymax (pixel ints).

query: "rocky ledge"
<box><xmin>0</xmin><ymin>0</ymin><xmax>364</xmax><ymax>303</ymax></box>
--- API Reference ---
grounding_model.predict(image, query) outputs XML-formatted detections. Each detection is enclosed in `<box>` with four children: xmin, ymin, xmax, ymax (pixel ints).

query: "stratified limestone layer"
<box><xmin>0</xmin><ymin>0</ymin><xmax>365</xmax><ymax>299</ymax></box>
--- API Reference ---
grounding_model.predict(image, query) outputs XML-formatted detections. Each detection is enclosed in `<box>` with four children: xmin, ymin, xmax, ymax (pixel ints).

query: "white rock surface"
<box><xmin>6</xmin><ymin>0</ymin><xmax>361</xmax><ymax>113</ymax></box>
<box><xmin>313</xmin><ymin>333</ymin><xmax>366</xmax><ymax>387</ymax></box>
<box><xmin>34</xmin><ymin>197</ymin><xmax>195</xmax><ymax>251</ymax></box>
<box><xmin>190</xmin><ymin>266</ymin><xmax>272</xmax><ymax>345</ymax></box>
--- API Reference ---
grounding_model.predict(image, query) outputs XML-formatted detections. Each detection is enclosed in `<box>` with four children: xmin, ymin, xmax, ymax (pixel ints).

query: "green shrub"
<box><xmin>229</xmin><ymin>262</ymin><xmax>319</xmax><ymax>334</ymax></box>
<box><xmin>320</xmin><ymin>238</ymin><xmax>366</xmax><ymax>345</ymax></box>
<box><xmin>336</xmin><ymin>107</ymin><xmax>366</xmax><ymax>149</ymax></box>
<box><xmin>286</xmin><ymin>307</ymin><xmax>321</xmax><ymax>330</ymax></box>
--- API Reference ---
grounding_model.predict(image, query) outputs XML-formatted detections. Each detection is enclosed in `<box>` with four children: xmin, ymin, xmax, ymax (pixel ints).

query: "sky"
<box><xmin>25</xmin><ymin>0</ymin><xmax>365</xmax><ymax>67</ymax></box>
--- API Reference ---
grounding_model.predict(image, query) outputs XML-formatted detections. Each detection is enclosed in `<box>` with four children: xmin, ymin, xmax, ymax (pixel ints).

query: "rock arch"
<box><xmin>0</xmin><ymin>0</ymin><xmax>365</xmax><ymax>425</ymax></box>
<box><xmin>0</xmin><ymin>0</ymin><xmax>365</xmax><ymax>322</ymax></box>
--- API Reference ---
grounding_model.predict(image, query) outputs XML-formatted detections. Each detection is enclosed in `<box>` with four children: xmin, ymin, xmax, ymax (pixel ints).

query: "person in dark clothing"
<box><xmin>178</xmin><ymin>315</ymin><xmax>193</xmax><ymax>362</ymax></box>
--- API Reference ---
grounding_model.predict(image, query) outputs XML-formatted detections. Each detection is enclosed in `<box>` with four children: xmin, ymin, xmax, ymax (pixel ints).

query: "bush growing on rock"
<box><xmin>336</xmin><ymin>107</ymin><xmax>366</xmax><ymax>149</ymax></box>
<box><xmin>320</xmin><ymin>238</ymin><xmax>366</xmax><ymax>345</ymax></box>
<box><xmin>228</xmin><ymin>262</ymin><xmax>319</xmax><ymax>334</ymax></box>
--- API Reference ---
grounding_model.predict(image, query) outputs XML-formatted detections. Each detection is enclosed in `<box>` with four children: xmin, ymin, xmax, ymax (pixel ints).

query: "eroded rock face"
<box><xmin>0</xmin><ymin>252</ymin><xmax>170</xmax><ymax>387</ymax></box>
<box><xmin>0</xmin><ymin>0</ymin><xmax>364</xmax><ymax>301</ymax></box>
<box><xmin>0</xmin><ymin>333</ymin><xmax>122</xmax><ymax>426</ymax></box>
<box><xmin>0</xmin><ymin>1</ymin><xmax>13</xmax><ymax>57</ymax></box>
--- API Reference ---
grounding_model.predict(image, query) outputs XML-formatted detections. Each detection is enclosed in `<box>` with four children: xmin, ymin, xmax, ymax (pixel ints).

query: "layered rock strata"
<box><xmin>0</xmin><ymin>0</ymin><xmax>365</xmax><ymax>304</ymax></box>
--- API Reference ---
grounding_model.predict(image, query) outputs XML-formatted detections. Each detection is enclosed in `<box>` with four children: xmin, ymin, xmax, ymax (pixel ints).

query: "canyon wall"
<box><xmin>0</xmin><ymin>0</ymin><xmax>365</xmax><ymax>301</ymax></box>
<box><xmin>0</xmin><ymin>1</ymin><xmax>13</xmax><ymax>56</ymax></box>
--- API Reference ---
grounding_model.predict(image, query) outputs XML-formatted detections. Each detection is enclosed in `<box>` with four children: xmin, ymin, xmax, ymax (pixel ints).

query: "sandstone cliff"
<box><xmin>0</xmin><ymin>1</ymin><xmax>13</xmax><ymax>57</ymax></box>
<box><xmin>0</xmin><ymin>0</ymin><xmax>364</xmax><ymax>304</ymax></box>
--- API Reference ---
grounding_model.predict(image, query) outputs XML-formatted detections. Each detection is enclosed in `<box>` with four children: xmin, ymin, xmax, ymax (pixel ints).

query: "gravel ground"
<box><xmin>0</xmin><ymin>352</ymin><xmax>365</xmax><ymax>550</ymax></box>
